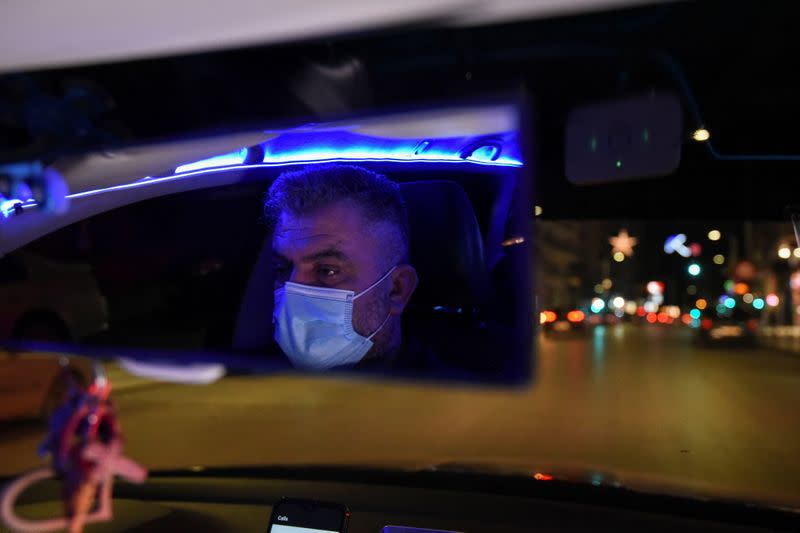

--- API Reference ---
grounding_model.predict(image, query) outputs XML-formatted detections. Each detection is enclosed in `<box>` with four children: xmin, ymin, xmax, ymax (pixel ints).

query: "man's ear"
<box><xmin>388</xmin><ymin>264</ymin><xmax>418</xmax><ymax>314</ymax></box>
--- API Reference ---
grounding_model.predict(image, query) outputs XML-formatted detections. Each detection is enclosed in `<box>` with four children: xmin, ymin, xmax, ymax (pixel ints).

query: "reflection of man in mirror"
<box><xmin>266</xmin><ymin>164</ymin><xmax>419</xmax><ymax>371</ymax></box>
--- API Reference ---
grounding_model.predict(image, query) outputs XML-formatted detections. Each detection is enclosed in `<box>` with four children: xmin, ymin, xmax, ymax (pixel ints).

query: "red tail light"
<box><xmin>539</xmin><ymin>310</ymin><xmax>557</xmax><ymax>324</ymax></box>
<box><xmin>746</xmin><ymin>319</ymin><xmax>758</xmax><ymax>331</ymax></box>
<box><xmin>701</xmin><ymin>318</ymin><xmax>713</xmax><ymax>330</ymax></box>
<box><xmin>646</xmin><ymin>312</ymin><xmax>658</xmax><ymax>323</ymax></box>
<box><xmin>567</xmin><ymin>310</ymin><xmax>585</xmax><ymax>323</ymax></box>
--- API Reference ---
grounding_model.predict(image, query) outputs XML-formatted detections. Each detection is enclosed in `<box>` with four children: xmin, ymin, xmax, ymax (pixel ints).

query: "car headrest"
<box><xmin>232</xmin><ymin>179</ymin><xmax>490</xmax><ymax>352</ymax></box>
<box><xmin>399</xmin><ymin>180</ymin><xmax>490</xmax><ymax>311</ymax></box>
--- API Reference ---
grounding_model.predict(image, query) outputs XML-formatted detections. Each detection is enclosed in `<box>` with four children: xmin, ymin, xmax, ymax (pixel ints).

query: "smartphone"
<box><xmin>267</xmin><ymin>498</ymin><xmax>349</xmax><ymax>533</ymax></box>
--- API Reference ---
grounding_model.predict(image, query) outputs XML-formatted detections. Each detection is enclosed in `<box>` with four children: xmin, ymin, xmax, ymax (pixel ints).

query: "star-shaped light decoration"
<box><xmin>610</xmin><ymin>229</ymin><xmax>638</xmax><ymax>257</ymax></box>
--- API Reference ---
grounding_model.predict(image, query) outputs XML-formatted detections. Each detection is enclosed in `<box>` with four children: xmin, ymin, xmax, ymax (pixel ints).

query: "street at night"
<box><xmin>3</xmin><ymin>324</ymin><xmax>800</xmax><ymax>508</ymax></box>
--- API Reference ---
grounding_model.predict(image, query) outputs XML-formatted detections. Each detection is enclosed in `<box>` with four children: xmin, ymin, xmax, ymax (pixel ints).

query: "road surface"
<box><xmin>2</xmin><ymin>324</ymin><xmax>800</xmax><ymax>508</ymax></box>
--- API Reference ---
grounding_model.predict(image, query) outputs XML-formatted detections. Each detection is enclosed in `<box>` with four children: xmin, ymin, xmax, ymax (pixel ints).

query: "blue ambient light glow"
<box><xmin>173</xmin><ymin>131</ymin><xmax>522</xmax><ymax>174</ymax></box>
<box><xmin>0</xmin><ymin>199</ymin><xmax>25</xmax><ymax>218</ymax></box>
<box><xmin>175</xmin><ymin>148</ymin><xmax>249</xmax><ymax>174</ymax></box>
<box><xmin>0</xmin><ymin>129</ymin><xmax>524</xmax><ymax>205</ymax></box>
<box><xmin>1</xmin><ymin>198</ymin><xmax>40</xmax><ymax>218</ymax></box>
<box><xmin>262</xmin><ymin>131</ymin><xmax>522</xmax><ymax>167</ymax></box>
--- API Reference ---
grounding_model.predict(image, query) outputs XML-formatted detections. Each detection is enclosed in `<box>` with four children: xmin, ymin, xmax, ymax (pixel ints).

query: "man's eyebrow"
<box><xmin>301</xmin><ymin>247</ymin><xmax>350</xmax><ymax>263</ymax></box>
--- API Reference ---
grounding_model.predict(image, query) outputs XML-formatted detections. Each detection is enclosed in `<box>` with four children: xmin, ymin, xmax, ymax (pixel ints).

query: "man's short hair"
<box><xmin>265</xmin><ymin>164</ymin><xmax>410</xmax><ymax>266</ymax></box>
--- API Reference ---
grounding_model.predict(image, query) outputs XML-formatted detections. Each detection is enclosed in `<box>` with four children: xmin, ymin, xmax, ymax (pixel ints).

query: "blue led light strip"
<box><xmin>174</xmin><ymin>140</ymin><xmax>523</xmax><ymax>174</ymax></box>
<box><xmin>174</xmin><ymin>148</ymin><xmax>249</xmax><ymax>173</ymax></box>
<box><xmin>1</xmin><ymin>199</ymin><xmax>23</xmax><ymax>218</ymax></box>
<box><xmin>1</xmin><ymin>140</ymin><xmax>522</xmax><ymax>212</ymax></box>
<box><xmin>255</xmin><ymin>147</ymin><xmax>522</xmax><ymax>168</ymax></box>
<box><xmin>69</xmin><ymin>155</ymin><xmax>522</xmax><ymax>200</ymax></box>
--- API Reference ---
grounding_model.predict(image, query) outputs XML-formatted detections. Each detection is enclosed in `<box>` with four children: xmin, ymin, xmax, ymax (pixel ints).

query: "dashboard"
<box><xmin>8</xmin><ymin>468</ymin><xmax>794</xmax><ymax>532</ymax></box>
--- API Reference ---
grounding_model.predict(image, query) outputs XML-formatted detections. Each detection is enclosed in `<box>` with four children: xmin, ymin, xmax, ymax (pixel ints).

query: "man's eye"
<box><xmin>317</xmin><ymin>267</ymin><xmax>339</xmax><ymax>278</ymax></box>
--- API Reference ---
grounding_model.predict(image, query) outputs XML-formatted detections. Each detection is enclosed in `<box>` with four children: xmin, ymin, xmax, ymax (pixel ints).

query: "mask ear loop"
<box><xmin>352</xmin><ymin>266</ymin><xmax>397</xmax><ymax>339</ymax></box>
<box><xmin>366</xmin><ymin>310</ymin><xmax>393</xmax><ymax>340</ymax></box>
<box><xmin>353</xmin><ymin>266</ymin><xmax>397</xmax><ymax>300</ymax></box>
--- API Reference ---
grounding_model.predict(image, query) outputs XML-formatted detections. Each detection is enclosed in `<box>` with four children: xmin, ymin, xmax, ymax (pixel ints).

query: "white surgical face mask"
<box><xmin>273</xmin><ymin>267</ymin><xmax>395</xmax><ymax>370</ymax></box>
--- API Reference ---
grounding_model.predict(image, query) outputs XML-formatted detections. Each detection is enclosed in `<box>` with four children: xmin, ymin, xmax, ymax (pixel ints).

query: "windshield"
<box><xmin>4</xmin><ymin>214</ymin><xmax>800</xmax><ymax>509</ymax></box>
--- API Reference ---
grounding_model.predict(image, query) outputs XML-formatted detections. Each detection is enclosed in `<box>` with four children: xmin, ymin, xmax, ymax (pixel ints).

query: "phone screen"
<box><xmin>268</xmin><ymin>499</ymin><xmax>348</xmax><ymax>533</ymax></box>
<box><xmin>271</xmin><ymin>527</ymin><xmax>337</xmax><ymax>533</ymax></box>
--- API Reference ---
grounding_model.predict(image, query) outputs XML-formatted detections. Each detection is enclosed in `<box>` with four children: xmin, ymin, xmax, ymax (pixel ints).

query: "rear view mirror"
<box><xmin>0</xmin><ymin>102</ymin><xmax>534</xmax><ymax>387</ymax></box>
<box><xmin>565</xmin><ymin>92</ymin><xmax>682</xmax><ymax>184</ymax></box>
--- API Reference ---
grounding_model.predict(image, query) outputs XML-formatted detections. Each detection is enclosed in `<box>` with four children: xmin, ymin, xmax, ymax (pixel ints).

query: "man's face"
<box><xmin>272</xmin><ymin>200</ymin><xmax>394</xmax><ymax>344</ymax></box>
